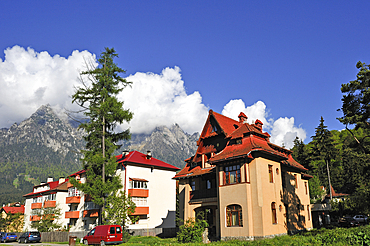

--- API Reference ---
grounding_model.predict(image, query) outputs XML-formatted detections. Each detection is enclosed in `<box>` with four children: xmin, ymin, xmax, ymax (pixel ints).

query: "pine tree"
<box><xmin>310</xmin><ymin>117</ymin><xmax>337</xmax><ymax>199</ymax></box>
<box><xmin>71</xmin><ymin>47</ymin><xmax>133</xmax><ymax>223</ymax></box>
<box><xmin>339</xmin><ymin>61</ymin><xmax>370</xmax><ymax>153</ymax></box>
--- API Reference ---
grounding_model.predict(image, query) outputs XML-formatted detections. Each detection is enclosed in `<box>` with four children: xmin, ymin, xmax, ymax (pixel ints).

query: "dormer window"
<box><xmin>236</xmin><ymin>139</ymin><xmax>242</xmax><ymax>145</ymax></box>
<box><xmin>211</xmin><ymin>124</ymin><xmax>218</xmax><ymax>133</ymax></box>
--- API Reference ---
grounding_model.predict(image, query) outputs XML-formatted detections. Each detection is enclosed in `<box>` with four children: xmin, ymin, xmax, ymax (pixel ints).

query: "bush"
<box><xmin>177</xmin><ymin>212</ymin><xmax>208</xmax><ymax>243</ymax></box>
<box><xmin>122</xmin><ymin>229</ymin><xmax>131</xmax><ymax>243</ymax></box>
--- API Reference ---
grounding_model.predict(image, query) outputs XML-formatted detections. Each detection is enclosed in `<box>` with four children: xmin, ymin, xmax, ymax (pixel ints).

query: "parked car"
<box><xmin>338</xmin><ymin>216</ymin><xmax>360</xmax><ymax>227</ymax></box>
<box><xmin>83</xmin><ymin>225</ymin><xmax>122</xmax><ymax>246</ymax></box>
<box><xmin>1</xmin><ymin>232</ymin><xmax>17</xmax><ymax>242</ymax></box>
<box><xmin>18</xmin><ymin>231</ymin><xmax>41</xmax><ymax>243</ymax></box>
<box><xmin>353</xmin><ymin>215</ymin><xmax>368</xmax><ymax>224</ymax></box>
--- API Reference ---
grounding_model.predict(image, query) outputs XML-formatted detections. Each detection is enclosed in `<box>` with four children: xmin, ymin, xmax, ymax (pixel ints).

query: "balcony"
<box><xmin>83</xmin><ymin>209</ymin><xmax>99</xmax><ymax>218</ymax></box>
<box><xmin>66</xmin><ymin>196</ymin><xmax>81</xmax><ymax>204</ymax></box>
<box><xmin>44</xmin><ymin>201</ymin><xmax>56</xmax><ymax>208</ymax></box>
<box><xmin>31</xmin><ymin>203</ymin><xmax>42</xmax><ymax>209</ymax></box>
<box><xmin>65</xmin><ymin>211</ymin><xmax>80</xmax><ymax>219</ymax></box>
<box><xmin>190</xmin><ymin>188</ymin><xmax>217</xmax><ymax>201</ymax></box>
<box><xmin>128</xmin><ymin>189</ymin><xmax>149</xmax><ymax>197</ymax></box>
<box><xmin>131</xmin><ymin>206</ymin><xmax>149</xmax><ymax>215</ymax></box>
<box><xmin>30</xmin><ymin>215</ymin><xmax>41</xmax><ymax>221</ymax></box>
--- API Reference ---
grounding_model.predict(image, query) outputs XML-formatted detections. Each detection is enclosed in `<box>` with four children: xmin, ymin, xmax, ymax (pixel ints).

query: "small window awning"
<box><xmin>129</xmin><ymin>178</ymin><xmax>148</xmax><ymax>182</ymax></box>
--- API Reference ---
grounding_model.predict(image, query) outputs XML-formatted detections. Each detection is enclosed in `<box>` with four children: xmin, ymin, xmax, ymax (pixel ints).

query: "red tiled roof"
<box><xmin>1</xmin><ymin>205</ymin><xmax>25</xmax><ymax>214</ymax></box>
<box><xmin>69</xmin><ymin>169</ymin><xmax>86</xmax><ymax>177</ymax></box>
<box><xmin>117</xmin><ymin>151</ymin><xmax>180</xmax><ymax>171</ymax></box>
<box><xmin>175</xmin><ymin>110</ymin><xmax>308</xmax><ymax>179</ymax></box>
<box><xmin>210</xmin><ymin>134</ymin><xmax>286</xmax><ymax>163</ymax></box>
<box><xmin>173</xmin><ymin>165</ymin><xmax>215</xmax><ymax>179</ymax></box>
<box><xmin>23</xmin><ymin>179</ymin><xmax>69</xmax><ymax>197</ymax></box>
<box><xmin>211</xmin><ymin>110</ymin><xmax>240</xmax><ymax>136</ymax></box>
<box><xmin>326</xmin><ymin>185</ymin><xmax>349</xmax><ymax>198</ymax></box>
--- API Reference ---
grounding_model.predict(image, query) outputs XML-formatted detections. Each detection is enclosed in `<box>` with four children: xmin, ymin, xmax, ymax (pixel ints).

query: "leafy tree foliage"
<box><xmin>71</xmin><ymin>48</ymin><xmax>133</xmax><ymax>219</ymax></box>
<box><xmin>104</xmin><ymin>191</ymin><xmax>137</xmax><ymax>226</ymax></box>
<box><xmin>177</xmin><ymin>212</ymin><xmax>208</xmax><ymax>243</ymax></box>
<box><xmin>31</xmin><ymin>205</ymin><xmax>62</xmax><ymax>232</ymax></box>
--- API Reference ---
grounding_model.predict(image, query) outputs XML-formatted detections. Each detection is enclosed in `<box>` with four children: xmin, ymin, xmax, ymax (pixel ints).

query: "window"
<box><xmin>116</xmin><ymin>226</ymin><xmax>122</xmax><ymax>234</ymax></box>
<box><xmin>294</xmin><ymin>174</ymin><xmax>298</xmax><ymax>188</ymax></box>
<box><xmin>268</xmin><ymin>165</ymin><xmax>273</xmax><ymax>183</ymax></box>
<box><xmin>271</xmin><ymin>202</ymin><xmax>277</xmax><ymax>224</ymax></box>
<box><xmin>33</xmin><ymin>196</ymin><xmax>42</xmax><ymax>203</ymax></box>
<box><xmin>191</xmin><ymin>180</ymin><xmax>196</xmax><ymax>190</ymax></box>
<box><xmin>131</xmin><ymin>197</ymin><xmax>148</xmax><ymax>206</ymax></box>
<box><xmin>207</xmin><ymin>180</ymin><xmax>212</xmax><ymax>189</ymax></box>
<box><xmin>68</xmin><ymin>187</ymin><xmax>80</xmax><ymax>197</ymax></box>
<box><xmin>305</xmin><ymin>182</ymin><xmax>308</xmax><ymax>195</ymax></box>
<box><xmin>129</xmin><ymin>180</ymin><xmax>148</xmax><ymax>189</ymax></box>
<box><xmin>307</xmin><ymin>205</ymin><xmax>310</xmax><ymax>221</ymax></box>
<box><xmin>226</xmin><ymin>205</ymin><xmax>243</xmax><ymax>227</ymax></box>
<box><xmin>224</xmin><ymin>165</ymin><xmax>241</xmax><ymax>184</ymax></box>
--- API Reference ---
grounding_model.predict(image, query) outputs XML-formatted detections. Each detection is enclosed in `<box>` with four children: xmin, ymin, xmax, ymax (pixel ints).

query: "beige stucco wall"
<box><xmin>179</xmin><ymin>158</ymin><xmax>313</xmax><ymax>240</ymax></box>
<box><xmin>218</xmin><ymin>158</ymin><xmax>286</xmax><ymax>239</ymax></box>
<box><xmin>282</xmin><ymin>170</ymin><xmax>313</xmax><ymax>231</ymax></box>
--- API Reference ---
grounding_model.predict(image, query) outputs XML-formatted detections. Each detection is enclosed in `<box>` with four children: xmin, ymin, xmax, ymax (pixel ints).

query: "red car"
<box><xmin>83</xmin><ymin>225</ymin><xmax>122</xmax><ymax>246</ymax></box>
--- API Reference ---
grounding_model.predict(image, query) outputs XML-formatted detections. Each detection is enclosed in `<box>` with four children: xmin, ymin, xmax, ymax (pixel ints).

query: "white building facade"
<box><xmin>63</xmin><ymin>151</ymin><xmax>179</xmax><ymax>232</ymax></box>
<box><xmin>23</xmin><ymin>177</ymin><xmax>70</xmax><ymax>231</ymax></box>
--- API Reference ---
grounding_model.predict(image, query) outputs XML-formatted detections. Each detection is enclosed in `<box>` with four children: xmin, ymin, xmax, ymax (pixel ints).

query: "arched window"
<box><xmin>271</xmin><ymin>202</ymin><xmax>277</xmax><ymax>224</ymax></box>
<box><xmin>226</xmin><ymin>205</ymin><xmax>243</xmax><ymax>227</ymax></box>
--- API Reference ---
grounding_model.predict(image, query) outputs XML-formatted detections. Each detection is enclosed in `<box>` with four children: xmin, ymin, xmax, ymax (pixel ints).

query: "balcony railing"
<box><xmin>66</xmin><ymin>196</ymin><xmax>81</xmax><ymax>204</ymax></box>
<box><xmin>190</xmin><ymin>188</ymin><xmax>217</xmax><ymax>200</ymax></box>
<box><xmin>65</xmin><ymin>211</ymin><xmax>80</xmax><ymax>219</ymax></box>
<box><xmin>31</xmin><ymin>203</ymin><xmax>42</xmax><ymax>209</ymax></box>
<box><xmin>30</xmin><ymin>215</ymin><xmax>41</xmax><ymax>221</ymax></box>
<box><xmin>83</xmin><ymin>209</ymin><xmax>99</xmax><ymax>218</ymax></box>
<box><xmin>44</xmin><ymin>201</ymin><xmax>56</xmax><ymax>208</ymax></box>
<box><xmin>131</xmin><ymin>206</ymin><xmax>149</xmax><ymax>215</ymax></box>
<box><xmin>128</xmin><ymin>189</ymin><xmax>149</xmax><ymax>197</ymax></box>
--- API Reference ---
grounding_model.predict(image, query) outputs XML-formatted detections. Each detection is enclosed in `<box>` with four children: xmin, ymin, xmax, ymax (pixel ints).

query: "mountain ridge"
<box><xmin>0</xmin><ymin>104</ymin><xmax>198</xmax><ymax>204</ymax></box>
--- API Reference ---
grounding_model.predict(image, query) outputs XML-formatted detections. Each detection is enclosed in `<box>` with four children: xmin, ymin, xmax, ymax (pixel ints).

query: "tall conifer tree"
<box><xmin>311</xmin><ymin>117</ymin><xmax>337</xmax><ymax>199</ymax></box>
<box><xmin>71</xmin><ymin>48</ymin><xmax>133</xmax><ymax>222</ymax></box>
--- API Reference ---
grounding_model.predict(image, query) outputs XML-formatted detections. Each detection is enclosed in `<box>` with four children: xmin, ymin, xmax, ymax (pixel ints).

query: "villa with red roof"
<box><xmin>64</xmin><ymin>150</ymin><xmax>179</xmax><ymax>233</ymax></box>
<box><xmin>23</xmin><ymin>177</ymin><xmax>70</xmax><ymax>231</ymax></box>
<box><xmin>1</xmin><ymin>203</ymin><xmax>25</xmax><ymax>231</ymax></box>
<box><xmin>173</xmin><ymin>110</ymin><xmax>312</xmax><ymax>240</ymax></box>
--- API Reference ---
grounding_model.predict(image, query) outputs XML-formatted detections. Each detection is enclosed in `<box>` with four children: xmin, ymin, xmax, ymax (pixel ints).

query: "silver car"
<box><xmin>353</xmin><ymin>215</ymin><xmax>368</xmax><ymax>224</ymax></box>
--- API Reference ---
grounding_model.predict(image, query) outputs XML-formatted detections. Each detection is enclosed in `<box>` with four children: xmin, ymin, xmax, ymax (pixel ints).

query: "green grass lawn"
<box><xmin>72</xmin><ymin>225</ymin><xmax>370</xmax><ymax>246</ymax></box>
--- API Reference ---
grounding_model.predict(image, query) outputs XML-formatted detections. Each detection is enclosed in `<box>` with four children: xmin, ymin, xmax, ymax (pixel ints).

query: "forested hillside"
<box><xmin>291</xmin><ymin>61</ymin><xmax>370</xmax><ymax>215</ymax></box>
<box><xmin>0</xmin><ymin>105</ymin><xmax>198</xmax><ymax>205</ymax></box>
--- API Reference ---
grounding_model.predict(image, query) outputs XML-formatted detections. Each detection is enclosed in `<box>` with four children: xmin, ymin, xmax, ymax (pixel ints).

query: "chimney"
<box><xmin>122</xmin><ymin>150</ymin><xmax>129</xmax><ymax>158</ymax></box>
<box><xmin>255</xmin><ymin>119</ymin><xmax>263</xmax><ymax>131</ymax></box>
<box><xmin>146</xmin><ymin>151</ymin><xmax>152</xmax><ymax>160</ymax></box>
<box><xmin>47</xmin><ymin>177</ymin><xmax>53</xmax><ymax>183</ymax></box>
<box><xmin>59</xmin><ymin>177</ymin><xmax>65</xmax><ymax>184</ymax></box>
<box><xmin>238</xmin><ymin>112</ymin><xmax>248</xmax><ymax>123</ymax></box>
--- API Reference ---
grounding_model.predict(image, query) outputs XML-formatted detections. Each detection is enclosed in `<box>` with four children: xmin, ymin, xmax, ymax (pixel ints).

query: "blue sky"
<box><xmin>1</xmin><ymin>1</ymin><xmax>370</xmax><ymax>148</ymax></box>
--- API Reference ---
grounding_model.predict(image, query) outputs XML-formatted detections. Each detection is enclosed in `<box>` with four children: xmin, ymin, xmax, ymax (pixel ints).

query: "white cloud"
<box><xmin>222</xmin><ymin>99</ymin><xmax>306</xmax><ymax>149</ymax></box>
<box><xmin>118</xmin><ymin>67</ymin><xmax>209</xmax><ymax>134</ymax></box>
<box><xmin>0</xmin><ymin>46</ymin><xmax>306</xmax><ymax>149</ymax></box>
<box><xmin>0</xmin><ymin>45</ymin><xmax>96</xmax><ymax>127</ymax></box>
<box><xmin>0</xmin><ymin>46</ymin><xmax>208</xmax><ymax>135</ymax></box>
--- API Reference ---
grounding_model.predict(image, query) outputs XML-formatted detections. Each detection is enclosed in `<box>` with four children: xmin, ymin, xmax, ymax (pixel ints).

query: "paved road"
<box><xmin>1</xmin><ymin>242</ymin><xmax>70</xmax><ymax>246</ymax></box>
